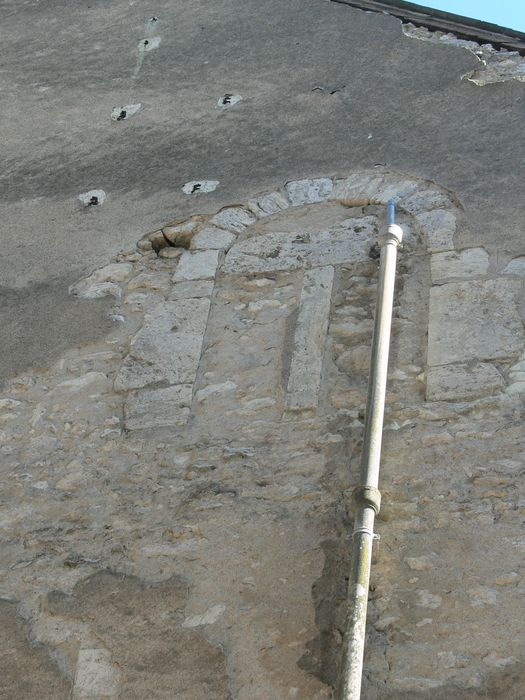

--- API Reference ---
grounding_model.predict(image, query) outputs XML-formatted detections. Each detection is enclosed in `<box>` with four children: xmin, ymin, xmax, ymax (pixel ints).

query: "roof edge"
<box><xmin>331</xmin><ymin>0</ymin><xmax>525</xmax><ymax>52</ymax></box>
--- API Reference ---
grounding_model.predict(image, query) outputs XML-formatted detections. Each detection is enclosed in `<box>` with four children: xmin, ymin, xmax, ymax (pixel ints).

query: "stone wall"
<box><xmin>1</xmin><ymin>170</ymin><xmax>524</xmax><ymax>698</ymax></box>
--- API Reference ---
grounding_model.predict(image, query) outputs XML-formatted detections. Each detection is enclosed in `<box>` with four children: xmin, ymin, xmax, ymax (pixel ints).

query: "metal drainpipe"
<box><xmin>337</xmin><ymin>200</ymin><xmax>403</xmax><ymax>700</ymax></box>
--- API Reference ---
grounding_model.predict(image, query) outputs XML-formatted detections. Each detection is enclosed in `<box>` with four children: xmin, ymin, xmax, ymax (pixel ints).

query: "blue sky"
<box><xmin>404</xmin><ymin>1</ymin><xmax>525</xmax><ymax>32</ymax></box>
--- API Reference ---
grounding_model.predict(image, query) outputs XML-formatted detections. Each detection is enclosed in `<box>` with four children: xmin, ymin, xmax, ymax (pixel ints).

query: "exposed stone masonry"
<box><xmin>403</xmin><ymin>23</ymin><xmax>525</xmax><ymax>85</ymax></box>
<box><xmin>1</xmin><ymin>171</ymin><xmax>525</xmax><ymax>697</ymax></box>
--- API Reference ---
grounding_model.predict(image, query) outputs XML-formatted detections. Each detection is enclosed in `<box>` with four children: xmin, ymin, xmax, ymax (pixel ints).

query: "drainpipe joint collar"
<box><xmin>353</xmin><ymin>485</ymin><xmax>381</xmax><ymax>514</ymax></box>
<box><xmin>379</xmin><ymin>223</ymin><xmax>403</xmax><ymax>247</ymax></box>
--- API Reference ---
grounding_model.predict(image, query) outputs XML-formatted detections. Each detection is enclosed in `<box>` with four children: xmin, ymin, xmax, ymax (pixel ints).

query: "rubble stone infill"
<box><xmin>1</xmin><ymin>171</ymin><xmax>524</xmax><ymax>698</ymax></box>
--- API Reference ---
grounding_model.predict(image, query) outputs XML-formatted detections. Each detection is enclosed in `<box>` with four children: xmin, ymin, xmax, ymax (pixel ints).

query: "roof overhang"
<box><xmin>331</xmin><ymin>0</ymin><xmax>525</xmax><ymax>53</ymax></box>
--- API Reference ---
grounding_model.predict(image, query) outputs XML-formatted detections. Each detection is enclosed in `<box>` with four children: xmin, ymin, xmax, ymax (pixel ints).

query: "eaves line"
<box><xmin>331</xmin><ymin>0</ymin><xmax>525</xmax><ymax>53</ymax></box>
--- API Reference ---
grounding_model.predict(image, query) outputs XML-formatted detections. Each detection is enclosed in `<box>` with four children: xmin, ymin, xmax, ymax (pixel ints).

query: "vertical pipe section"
<box><xmin>337</xmin><ymin>201</ymin><xmax>403</xmax><ymax>700</ymax></box>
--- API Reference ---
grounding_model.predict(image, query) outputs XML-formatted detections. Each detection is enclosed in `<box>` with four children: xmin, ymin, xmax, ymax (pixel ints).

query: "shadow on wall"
<box><xmin>298</xmin><ymin>537</ymin><xmax>350</xmax><ymax>687</ymax></box>
<box><xmin>1</xmin><ymin>571</ymin><xmax>231</xmax><ymax>700</ymax></box>
<box><xmin>0</xmin><ymin>600</ymin><xmax>71</xmax><ymax>700</ymax></box>
<box><xmin>0</xmin><ymin>280</ymin><xmax>115</xmax><ymax>388</ymax></box>
<box><xmin>362</xmin><ymin>661</ymin><xmax>525</xmax><ymax>700</ymax></box>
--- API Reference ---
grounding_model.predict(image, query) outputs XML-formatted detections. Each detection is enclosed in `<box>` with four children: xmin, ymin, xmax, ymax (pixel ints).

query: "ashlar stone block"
<box><xmin>210</xmin><ymin>206</ymin><xmax>256</xmax><ymax>232</ymax></box>
<box><xmin>223</xmin><ymin>217</ymin><xmax>376</xmax><ymax>274</ymax></box>
<box><xmin>285</xmin><ymin>178</ymin><xmax>333</xmax><ymax>206</ymax></box>
<box><xmin>414</xmin><ymin>209</ymin><xmax>456</xmax><ymax>252</ymax></box>
<box><xmin>431</xmin><ymin>248</ymin><xmax>489</xmax><ymax>284</ymax></box>
<box><xmin>114</xmin><ymin>298</ymin><xmax>211</xmax><ymax>390</ymax></box>
<box><xmin>426</xmin><ymin>363</ymin><xmax>504</xmax><ymax>401</ymax></box>
<box><xmin>503</xmin><ymin>256</ymin><xmax>525</xmax><ymax>276</ymax></box>
<box><xmin>403</xmin><ymin>188</ymin><xmax>453</xmax><ymax>214</ymax></box>
<box><xmin>173</xmin><ymin>250</ymin><xmax>221</xmax><ymax>281</ymax></box>
<box><xmin>73</xmin><ymin>648</ymin><xmax>120</xmax><ymax>698</ymax></box>
<box><xmin>125</xmin><ymin>385</ymin><xmax>193</xmax><ymax>430</ymax></box>
<box><xmin>190</xmin><ymin>226</ymin><xmax>236</xmax><ymax>250</ymax></box>
<box><xmin>169</xmin><ymin>280</ymin><xmax>215</xmax><ymax>300</ymax></box>
<box><xmin>330</xmin><ymin>173</ymin><xmax>386</xmax><ymax>203</ymax></box>
<box><xmin>69</xmin><ymin>263</ymin><xmax>133</xmax><ymax>299</ymax></box>
<box><xmin>246</xmin><ymin>191</ymin><xmax>290</xmax><ymax>217</ymax></box>
<box><xmin>287</xmin><ymin>266</ymin><xmax>334</xmax><ymax>410</ymax></box>
<box><xmin>428</xmin><ymin>279</ymin><xmax>524</xmax><ymax>365</ymax></box>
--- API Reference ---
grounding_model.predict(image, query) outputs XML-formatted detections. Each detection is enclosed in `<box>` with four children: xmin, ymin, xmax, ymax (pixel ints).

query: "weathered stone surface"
<box><xmin>173</xmin><ymin>250</ymin><xmax>221</xmax><ymax>281</ymax></box>
<box><xmin>331</xmin><ymin>173</ymin><xmax>379</xmax><ymax>202</ymax></box>
<box><xmin>414</xmin><ymin>209</ymin><xmax>456</xmax><ymax>252</ymax></box>
<box><xmin>426</xmin><ymin>363</ymin><xmax>504</xmax><ymax>401</ymax></box>
<box><xmin>403</xmin><ymin>23</ymin><xmax>525</xmax><ymax>86</ymax></box>
<box><xmin>69</xmin><ymin>263</ymin><xmax>133</xmax><ymax>299</ymax></box>
<box><xmin>210</xmin><ymin>206</ymin><xmax>256</xmax><ymax>232</ymax></box>
<box><xmin>223</xmin><ymin>217</ymin><xmax>376</xmax><ymax>274</ymax></box>
<box><xmin>376</xmin><ymin>178</ymin><xmax>420</xmax><ymax>203</ymax></box>
<box><xmin>190</xmin><ymin>226</ymin><xmax>236</xmax><ymax>250</ymax></box>
<box><xmin>158</xmin><ymin>247</ymin><xmax>183</xmax><ymax>259</ymax></box>
<box><xmin>182</xmin><ymin>604</ymin><xmax>226</xmax><ymax>628</ymax></box>
<box><xmin>127</xmin><ymin>272</ymin><xmax>171</xmax><ymax>293</ymax></box>
<box><xmin>115</xmin><ymin>298</ymin><xmax>211</xmax><ymax>389</ymax></box>
<box><xmin>404</xmin><ymin>553</ymin><xmax>440</xmax><ymax>571</ymax></box>
<box><xmin>163</xmin><ymin>219</ymin><xmax>202</xmax><ymax>247</ymax></box>
<box><xmin>195</xmin><ymin>381</ymin><xmax>237</xmax><ymax>403</ymax></box>
<box><xmin>125</xmin><ymin>384</ymin><xmax>192</xmax><ymax>429</ymax></box>
<box><xmin>503</xmin><ymin>256</ymin><xmax>525</xmax><ymax>276</ymax></box>
<box><xmin>415</xmin><ymin>590</ymin><xmax>442</xmax><ymax>608</ymax></box>
<box><xmin>169</xmin><ymin>280</ymin><xmax>215</xmax><ymax>300</ymax></box>
<box><xmin>246</xmin><ymin>191</ymin><xmax>290</xmax><ymax>217</ymax></box>
<box><xmin>54</xmin><ymin>372</ymin><xmax>110</xmax><ymax>394</ymax></box>
<box><xmin>467</xmin><ymin>587</ymin><xmax>498</xmax><ymax>607</ymax></box>
<box><xmin>4</xmin><ymin>191</ymin><xmax>525</xmax><ymax>700</ymax></box>
<box><xmin>285</xmin><ymin>178</ymin><xmax>333</xmax><ymax>205</ymax></box>
<box><xmin>403</xmin><ymin>187</ymin><xmax>453</xmax><ymax>214</ymax></box>
<box><xmin>428</xmin><ymin>279</ymin><xmax>524</xmax><ymax>365</ymax></box>
<box><xmin>431</xmin><ymin>247</ymin><xmax>489</xmax><ymax>284</ymax></box>
<box><xmin>72</xmin><ymin>648</ymin><xmax>120</xmax><ymax>699</ymax></box>
<box><xmin>287</xmin><ymin>266</ymin><xmax>334</xmax><ymax>410</ymax></box>
<box><xmin>506</xmin><ymin>354</ymin><xmax>525</xmax><ymax>395</ymax></box>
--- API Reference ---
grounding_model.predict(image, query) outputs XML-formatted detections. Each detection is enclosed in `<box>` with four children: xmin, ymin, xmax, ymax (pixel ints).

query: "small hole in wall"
<box><xmin>217</xmin><ymin>94</ymin><xmax>242</xmax><ymax>109</ymax></box>
<box><xmin>182</xmin><ymin>180</ymin><xmax>219</xmax><ymax>195</ymax></box>
<box><xmin>88</xmin><ymin>196</ymin><xmax>99</xmax><ymax>206</ymax></box>
<box><xmin>368</xmin><ymin>243</ymin><xmax>381</xmax><ymax>260</ymax></box>
<box><xmin>143</xmin><ymin>39</ymin><xmax>149</xmax><ymax>46</ymax></box>
<box><xmin>117</xmin><ymin>110</ymin><xmax>127</xmax><ymax>121</ymax></box>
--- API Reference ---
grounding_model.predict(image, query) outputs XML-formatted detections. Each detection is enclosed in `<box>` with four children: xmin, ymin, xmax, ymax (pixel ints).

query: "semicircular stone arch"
<box><xmin>98</xmin><ymin>169</ymin><xmax>466</xmax><ymax>430</ymax></box>
<box><xmin>3</xmin><ymin>170</ymin><xmax>525</xmax><ymax>698</ymax></box>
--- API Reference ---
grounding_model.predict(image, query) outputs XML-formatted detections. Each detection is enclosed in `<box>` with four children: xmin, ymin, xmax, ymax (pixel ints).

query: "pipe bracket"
<box><xmin>352</xmin><ymin>525</ymin><xmax>380</xmax><ymax>540</ymax></box>
<box><xmin>353</xmin><ymin>485</ymin><xmax>381</xmax><ymax>514</ymax></box>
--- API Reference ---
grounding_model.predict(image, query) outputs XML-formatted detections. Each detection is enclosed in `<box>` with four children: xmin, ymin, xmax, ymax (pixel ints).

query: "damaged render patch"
<box><xmin>182</xmin><ymin>180</ymin><xmax>219</xmax><ymax>195</ymax></box>
<box><xmin>111</xmin><ymin>104</ymin><xmax>142</xmax><ymax>122</ymax></box>
<box><xmin>402</xmin><ymin>23</ymin><xmax>525</xmax><ymax>85</ymax></box>
<box><xmin>78</xmin><ymin>189</ymin><xmax>106</xmax><ymax>207</ymax></box>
